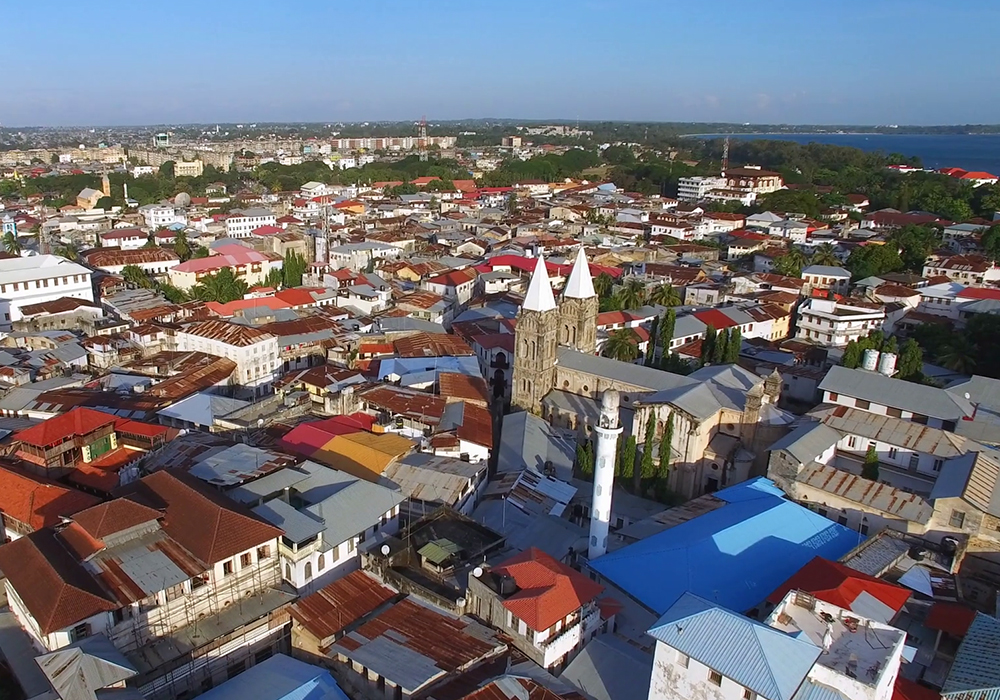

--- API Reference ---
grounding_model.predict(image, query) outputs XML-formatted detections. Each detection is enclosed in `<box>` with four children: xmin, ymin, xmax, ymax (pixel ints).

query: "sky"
<box><xmin>5</xmin><ymin>0</ymin><xmax>1000</xmax><ymax>127</ymax></box>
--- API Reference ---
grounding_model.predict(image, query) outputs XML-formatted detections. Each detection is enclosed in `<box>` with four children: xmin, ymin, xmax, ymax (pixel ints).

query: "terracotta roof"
<box><xmin>122</xmin><ymin>470</ymin><xmax>281</xmax><ymax>565</ymax></box>
<box><xmin>455</xmin><ymin>402</ymin><xmax>494</xmax><ymax>449</ymax></box>
<box><xmin>766</xmin><ymin>556</ymin><xmax>910</xmax><ymax>613</ymax></box>
<box><xmin>72</xmin><ymin>500</ymin><xmax>163</xmax><ymax>540</ymax></box>
<box><xmin>289</xmin><ymin>570</ymin><xmax>396</xmax><ymax>641</ymax></box>
<box><xmin>394</xmin><ymin>332</ymin><xmax>474</xmax><ymax>358</ymax></box>
<box><xmin>893</xmin><ymin>678</ymin><xmax>941</xmax><ymax>700</ymax></box>
<box><xmin>0</xmin><ymin>529</ymin><xmax>117</xmax><ymax>634</ymax></box>
<box><xmin>83</xmin><ymin>247</ymin><xmax>179</xmax><ymax>268</ymax></box>
<box><xmin>180</xmin><ymin>319</ymin><xmax>275</xmax><ymax>347</ymax></box>
<box><xmin>462</xmin><ymin>678</ymin><xmax>569</xmax><ymax>700</ymax></box>
<box><xmin>439</xmin><ymin>373</ymin><xmax>490</xmax><ymax>405</ymax></box>
<box><xmin>14</xmin><ymin>407</ymin><xmax>116</xmax><ymax>448</ymax></box>
<box><xmin>0</xmin><ymin>465</ymin><xmax>100</xmax><ymax>531</ymax></box>
<box><xmin>19</xmin><ymin>297</ymin><xmax>101</xmax><ymax>316</ymax></box>
<box><xmin>491</xmin><ymin>547</ymin><xmax>603</xmax><ymax>632</ymax></box>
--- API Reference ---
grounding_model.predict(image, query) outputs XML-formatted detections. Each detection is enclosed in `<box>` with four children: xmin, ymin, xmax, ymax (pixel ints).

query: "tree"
<box><xmin>938</xmin><ymin>337</ymin><xmax>978</xmax><ymax>374</ymax></box>
<box><xmin>983</xmin><ymin>226</ymin><xmax>1000</xmax><ymax>262</ymax></box>
<box><xmin>618</xmin><ymin>435</ymin><xmax>637</xmax><ymax>483</ymax></box>
<box><xmin>283</xmin><ymin>251</ymin><xmax>307</xmax><ymax>288</ymax></box>
<box><xmin>845</xmin><ymin>243</ymin><xmax>903</xmax><ymax>281</ymax></box>
<box><xmin>159</xmin><ymin>161</ymin><xmax>175</xmax><ymax>179</ymax></box>
<box><xmin>725</xmin><ymin>327</ymin><xmax>742</xmax><ymax>363</ymax></box>
<box><xmin>507</xmin><ymin>192</ymin><xmax>519</xmax><ymax>215</ymax></box>
<box><xmin>809</xmin><ymin>243</ymin><xmax>839</xmax><ymax>267</ymax></box>
<box><xmin>773</xmin><ymin>248</ymin><xmax>807</xmax><ymax>278</ymax></box>
<box><xmin>3</xmin><ymin>232</ymin><xmax>21</xmax><ymax>256</ymax></box>
<box><xmin>603</xmin><ymin>328</ymin><xmax>640</xmax><ymax>362</ymax></box>
<box><xmin>659</xmin><ymin>308</ymin><xmax>676</xmax><ymax>355</ymax></box>
<box><xmin>157</xmin><ymin>283</ymin><xmax>188</xmax><ymax>304</ymax></box>
<box><xmin>122</xmin><ymin>265</ymin><xmax>154</xmax><ymax>289</ymax></box>
<box><xmin>192</xmin><ymin>245</ymin><xmax>210</xmax><ymax>259</ymax></box>
<box><xmin>842</xmin><ymin>340</ymin><xmax>863</xmax><ymax>369</ymax></box>
<box><xmin>614</xmin><ymin>279</ymin><xmax>646</xmax><ymax>310</ymax></box>
<box><xmin>54</xmin><ymin>242</ymin><xmax>78</xmax><ymax>261</ymax></box>
<box><xmin>576</xmin><ymin>440</ymin><xmax>594</xmax><ymax>478</ymax></box>
<box><xmin>882</xmin><ymin>335</ymin><xmax>898</xmax><ymax>355</ymax></box>
<box><xmin>658</xmin><ymin>413</ymin><xmax>674</xmax><ymax>478</ymax></box>
<box><xmin>173</xmin><ymin>229</ymin><xmax>191</xmax><ymax>261</ymax></box>
<box><xmin>897</xmin><ymin>338</ymin><xmax>924</xmax><ymax>382</ymax></box>
<box><xmin>594</xmin><ymin>272</ymin><xmax>614</xmax><ymax>298</ymax></box>
<box><xmin>638</xmin><ymin>413</ymin><xmax>657</xmax><ymax>491</ymax></box>
<box><xmin>713</xmin><ymin>327</ymin><xmax>729</xmax><ymax>365</ymax></box>
<box><xmin>264</xmin><ymin>267</ymin><xmax>284</xmax><ymax>289</ymax></box>
<box><xmin>645</xmin><ymin>317</ymin><xmax>659</xmax><ymax>366</ymax></box>
<box><xmin>862</xmin><ymin>445</ymin><xmax>880</xmax><ymax>481</ymax></box>
<box><xmin>701</xmin><ymin>325</ymin><xmax>717</xmax><ymax>365</ymax></box>
<box><xmin>649</xmin><ymin>283</ymin><xmax>681</xmax><ymax>307</ymax></box>
<box><xmin>191</xmin><ymin>267</ymin><xmax>249</xmax><ymax>303</ymax></box>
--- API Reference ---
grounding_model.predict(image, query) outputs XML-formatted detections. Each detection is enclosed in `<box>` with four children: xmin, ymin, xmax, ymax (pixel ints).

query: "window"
<box><xmin>227</xmin><ymin>660</ymin><xmax>247</xmax><ymax>680</ymax></box>
<box><xmin>838</xmin><ymin>514</ymin><xmax>848</xmax><ymax>526</ymax></box>
<box><xmin>304</xmin><ymin>562</ymin><xmax>313</xmax><ymax>580</ymax></box>
<box><xmin>828</xmin><ymin>392</ymin><xmax>839</xmax><ymax>401</ymax></box>
<box><xmin>285</xmin><ymin>563</ymin><xmax>292</xmax><ymax>580</ymax></box>
<box><xmin>347</xmin><ymin>538</ymin><xmax>355</xmax><ymax>553</ymax></box>
<box><xmin>913</xmin><ymin>414</ymin><xmax>928</xmax><ymax>425</ymax></box>
<box><xmin>676</xmin><ymin>652</ymin><xmax>689</xmax><ymax>668</ymax></box>
<box><xmin>889</xmin><ymin>447</ymin><xmax>898</xmax><ymax>459</ymax></box>
<box><xmin>70</xmin><ymin>623</ymin><xmax>90</xmax><ymax>642</ymax></box>
<box><xmin>222</xmin><ymin>560</ymin><xmax>234</xmax><ymax>576</ymax></box>
<box><xmin>909</xmin><ymin>454</ymin><xmax>920</xmax><ymax>470</ymax></box>
<box><xmin>855</xmin><ymin>399</ymin><xmax>871</xmax><ymax>410</ymax></box>
<box><xmin>255</xmin><ymin>648</ymin><xmax>273</xmax><ymax>665</ymax></box>
<box><xmin>709</xmin><ymin>670</ymin><xmax>723</xmax><ymax>686</ymax></box>
<box><xmin>847</xmin><ymin>436</ymin><xmax>857</xmax><ymax>449</ymax></box>
<box><xmin>317</xmin><ymin>553</ymin><xmax>325</xmax><ymax>571</ymax></box>
<box><xmin>257</xmin><ymin>545</ymin><xmax>271</xmax><ymax>560</ymax></box>
<box><xmin>887</xmin><ymin>407</ymin><xmax>902</xmax><ymax>418</ymax></box>
<box><xmin>240</xmin><ymin>552</ymin><xmax>252</xmax><ymax>568</ymax></box>
<box><xmin>744</xmin><ymin>690</ymin><xmax>756</xmax><ymax>700</ymax></box>
<box><xmin>950</xmin><ymin>510</ymin><xmax>966</xmax><ymax>528</ymax></box>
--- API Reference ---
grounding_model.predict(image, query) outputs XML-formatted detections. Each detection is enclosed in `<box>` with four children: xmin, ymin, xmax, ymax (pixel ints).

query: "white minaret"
<box><xmin>589</xmin><ymin>389</ymin><xmax>622</xmax><ymax>560</ymax></box>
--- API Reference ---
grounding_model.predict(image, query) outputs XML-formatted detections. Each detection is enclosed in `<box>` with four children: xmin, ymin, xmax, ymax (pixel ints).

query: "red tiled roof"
<box><xmin>957</xmin><ymin>287</ymin><xmax>1000</xmax><ymax>300</ymax></box>
<box><xmin>72</xmin><ymin>500</ymin><xmax>163</xmax><ymax>540</ymax></box>
<box><xmin>14</xmin><ymin>407</ymin><xmax>116</xmax><ymax>448</ymax></box>
<box><xmin>766</xmin><ymin>556</ymin><xmax>910</xmax><ymax>613</ymax></box>
<box><xmin>924</xmin><ymin>602</ymin><xmax>977</xmax><ymax>637</ymax></box>
<box><xmin>693</xmin><ymin>309</ymin><xmax>741</xmax><ymax>330</ymax></box>
<box><xmin>0</xmin><ymin>466</ymin><xmax>100</xmax><ymax>531</ymax></box>
<box><xmin>491</xmin><ymin>547</ymin><xmax>603</xmax><ymax>632</ymax></box>
<box><xmin>278</xmin><ymin>414</ymin><xmax>375</xmax><ymax>458</ymax></box>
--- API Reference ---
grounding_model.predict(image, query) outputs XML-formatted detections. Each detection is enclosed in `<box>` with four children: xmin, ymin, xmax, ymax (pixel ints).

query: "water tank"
<box><xmin>862</xmin><ymin>349</ymin><xmax>880</xmax><ymax>372</ymax></box>
<box><xmin>878</xmin><ymin>352</ymin><xmax>897</xmax><ymax>377</ymax></box>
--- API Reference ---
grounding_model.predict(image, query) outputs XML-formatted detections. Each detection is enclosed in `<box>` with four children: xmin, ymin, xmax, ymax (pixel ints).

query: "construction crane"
<box><xmin>418</xmin><ymin>116</ymin><xmax>428</xmax><ymax>162</ymax></box>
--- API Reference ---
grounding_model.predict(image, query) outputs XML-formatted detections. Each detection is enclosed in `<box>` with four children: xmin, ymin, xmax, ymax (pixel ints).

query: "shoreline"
<box><xmin>681</xmin><ymin>132</ymin><xmax>1000</xmax><ymax>138</ymax></box>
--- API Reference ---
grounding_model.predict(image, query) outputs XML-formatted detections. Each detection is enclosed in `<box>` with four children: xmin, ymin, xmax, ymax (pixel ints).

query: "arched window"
<box><xmin>284</xmin><ymin>563</ymin><xmax>292</xmax><ymax>581</ymax></box>
<box><xmin>317</xmin><ymin>553</ymin><xmax>325</xmax><ymax>571</ymax></box>
<box><xmin>304</xmin><ymin>562</ymin><xmax>313</xmax><ymax>580</ymax></box>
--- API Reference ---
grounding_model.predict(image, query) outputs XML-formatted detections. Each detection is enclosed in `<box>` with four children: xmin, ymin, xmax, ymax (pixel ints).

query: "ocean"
<box><xmin>692</xmin><ymin>133</ymin><xmax>1000</xmax><ymax>176</ymax></box>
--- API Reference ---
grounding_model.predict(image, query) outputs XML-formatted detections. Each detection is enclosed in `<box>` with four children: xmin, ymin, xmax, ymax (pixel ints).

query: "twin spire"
<box><xmin>522</xmin><ymin>247</ymin><xmax>596</xmax><ymax>313</ymax></box>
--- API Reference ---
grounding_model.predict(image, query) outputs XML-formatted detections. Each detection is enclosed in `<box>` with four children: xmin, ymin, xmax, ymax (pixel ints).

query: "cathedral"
<box><xmin>511</xmin><ymin>249</ymin><xmax>794</xmax><ymax>499</ymax></box>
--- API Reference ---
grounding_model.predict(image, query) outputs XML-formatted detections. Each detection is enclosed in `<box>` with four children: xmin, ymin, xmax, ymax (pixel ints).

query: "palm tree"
<box><xmin>593</xmin><ymin>272</ymin><xmax>614</xmax><ymax>298</ymax></box>
<box><xmin>810</xmin><ymin>243</ymin><xmax>840</xmax><ymax>267</ymax></box>
<box><xmin>939</xmin><ymin>338</ymin><xmax>977</xmax><ymax>374</ymax></box>
<box><xmin>615</xmin><ymin>279</ymin><xmax>647</xmax><ymax>310</ymax></box>
<box><xmin>774</xmin><ymin>247</ymin><xmax>807</xmax><ymax>277</ymax></box>
<box><xmin>3</xmin><ymin>232</ymin><xmax>21</xmax><ymax>256</ymax></box>
<box><xmin>54</xmin><ymin>243</ymin><xmax>78</xmax><ymax>261</ymax></box>
<box><xmin>603</xmin><ymin>328</ymin><xmax>640</xmax><ymax>362</ymax></box>
<box><xmin>649</xmin><ymin>283</ymin><xmax>681</xmax><ymax>307</ymax></box>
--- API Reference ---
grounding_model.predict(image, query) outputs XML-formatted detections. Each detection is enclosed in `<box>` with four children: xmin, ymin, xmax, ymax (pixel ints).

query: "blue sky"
<box><xmin>5</xmin><ymin>0</ymin><xmax>999</xmax><ymax>126</ymax></box>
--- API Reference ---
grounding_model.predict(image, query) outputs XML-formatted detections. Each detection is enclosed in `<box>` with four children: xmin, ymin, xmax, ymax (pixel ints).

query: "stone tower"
<box><xmin>559</xmin><ymin>247</ymin><xmax>598</xmax><ymax>354</ymax></box>
<box><xmin>512</xmin><ymin>256</ymin><xmax>560</xmax><ymax>414</ymax></box>
<box><xmin>101</xmin><ymin>172</ymin><xmax>111</xmax><ymax>198</ymax></box>
<box><xmin>589</xmin><ymin>389</ymin><xmax>622</xmax><ymax>560</ymax></box>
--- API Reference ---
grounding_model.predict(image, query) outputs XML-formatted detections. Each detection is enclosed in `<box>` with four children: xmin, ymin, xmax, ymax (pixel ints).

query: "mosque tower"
<box><xmin>589</xmin><ymin>389</ymin><xmax>622</xmax><ymax>559</ymax></box>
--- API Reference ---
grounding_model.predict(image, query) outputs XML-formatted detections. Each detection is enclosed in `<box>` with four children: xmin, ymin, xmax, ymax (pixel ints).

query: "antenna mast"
<box><xmin>419</xmin><ymin>116</ymin><xmax>428</xmax><ymax>162</ymax></box>
<box><xmin>721</xmin><ymin>135</ymin><xmax>730</xmax><ymax>176</ymax></box>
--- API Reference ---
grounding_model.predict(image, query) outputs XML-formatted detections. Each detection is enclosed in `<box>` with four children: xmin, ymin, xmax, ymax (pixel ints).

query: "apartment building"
<box><xmin>168</xmin><ymin>244</ymin><xmax>282</xmax><ymax>291</ymax></box>
<box><xmin>83</xmin><ymin>247</ymin><xmax>181</xmax><ymax>276</ymax></box>
<box><xmin>800</xmin><ymin>265</ymin><xmax>851</xmax><ymax>295</ymax></box>
<box><xmin>922</xmin><ymin>254</ymin><xmax>1000</xmax><ymax>287</ymax></box>
<box><xmin>139</xmin><ymin>203</ymin><xmax>187</xmax><ymax>229</ymax></box>
<box><xmin>677</xmin><ymin>176</ymin><xmax>725</xmax><ymax>202</ymax></box>
<box><xmin>0</xmin><ymin>471</ymin><xmax>288</xmax><ymax>700</ymax></box>
<box><xmin>226</xmin><ymin>208</ymin><xmax>277</xmax><ymax>238</ymax></box>
<box><xmin>174</xmin><ymin>320</ymin><xmax>280</xmax><ymax>394</ymax></box>
<box><xmin>723</xmin><ymin>166</ymin><xmax>785</xmax><ymax>195</ymax></box>
<box><xmin>794</xmin><ymin>297</ymin><xmax>886</xmax><ymax>347</ymax></box>
<box><xmin>0</xmin><ymin>255</ymin><xmax>94</xmax><ymax>328</ymax></box>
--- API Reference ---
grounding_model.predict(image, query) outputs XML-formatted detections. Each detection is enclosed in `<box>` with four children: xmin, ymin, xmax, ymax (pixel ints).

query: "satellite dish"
<box><xmin>966</xmin><ymin>393</ymin><xmax>972</xmax><ymax>400</ymax></box>
<box><xmin>174</xmin><ymin>192</ymin><xmax>192</xmax><ymax>207</ymax></box>
<box><xmin>257</xmin><ymin>418</ymin><xmax>264</xmax><ymax>428</ymax></box>
<box><xmin>380</xmin><ymin>544</ymin><xmax>391</xmax><ymax>556</ymax></box>
<box><xmin>472</xmin><ymin>566</ymin><xmax>483</xmax><ymax>578</ymax></box>
<box><xmin>456</xmin><ymin>597</ymin><xmax>466</xmax><ymax>607</ymax></box>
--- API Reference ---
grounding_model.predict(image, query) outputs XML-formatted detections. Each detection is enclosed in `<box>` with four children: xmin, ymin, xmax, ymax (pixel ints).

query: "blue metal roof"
<box><xmin>589</xmin><ymin>478</ymin><xmax>861</xmax><ymax>614</ymax></box>
<box><xmin>196</xmin><ymin>654</ymin><xmax>348</xmax><ymax>700</ymax></box>
<box><xmin>648</xmin><ymin>593</ymin><xmax>820</xmax><ymax>700</ymax></box>
<box><xmin>943</xmin><ymin>612</ymin><xmax>1000</xmax><ymax>698</ymax></box>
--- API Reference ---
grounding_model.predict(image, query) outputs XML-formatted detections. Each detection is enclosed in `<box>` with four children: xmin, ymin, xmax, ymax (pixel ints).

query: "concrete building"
<box><xmin>795</xmin><ymin>298</ymin><xmax>886</xmax><ymax>347</ymax></box>
<box><xmin>226</xmin><ymin>208</ymin><xmax>277</xmax><ymax>238</ymax></box>
<box><xmin>175</xmin><ymin>320</ymin><xmax>280</xmax><ymax>395</ymax></box>
<box><xmin>677</xmin><ymin>176</ymin><xmax>726</xmax><ymax>202</ymax></box>
<box><xmin>0</xmin><ymin>255</ymin><xmax>94</xmax><ymax>329</ymax></box>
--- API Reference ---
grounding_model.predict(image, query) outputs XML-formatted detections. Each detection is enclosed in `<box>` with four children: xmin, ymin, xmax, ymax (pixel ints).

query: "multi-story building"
<box><xmin>466</xmin><ymin>547</ymin><xmax>608</xmax><ymax>671</ymax></box>
<box><xmin>800</xmin><ymin>264</ymin><xmax>851</xmax><ymax>295</ymax></box>
<box><xmin>0</xmin><ymin>471</ymin><xmax>288</xmax><ymax>700</ymax></box>
<box><xmin>82</xmin><ymin>247</ymin><xmax>180</xmax><ymax>277</ymax></box>
<box><xmin>175</xmin><ymin>320</ymin><xmax>280</xmax><ymax>395</ymax></box>
<box><xmin>226</xmin><ymin>208</ymin><xmax>277</xmax><ymax>238</ymax></box>
<box><xmin>646</xmin><ymin>591</ymin><xmax>904</xmax><ymax>700</ymax></box>
<box><xmin>173</xmin><ymin>160</ymin><xmax>204</xmax><ymax>177</ymax></box>
<box><xmin>168</xmin><ymin>244</ymin><xmax>282</xmax><ymax>291</ymax></box>
<box><xmin>677</xmin><ymin>176</ymin><xmax>725</xmax><ymax>202</ymax></box>
<box><xmin>327</xmin><ymin>241</ymin><xmax>402</xmax><ymax>271</ymax></box>
<box><xmin>723</xmin><ymin>166</ymin><xmax>784</xmax><ymax>195</ymax></box>
<box><xmin>0</xmin><ymin>255</ymin><xmax>94</xmax><ymax>329</ymax></box>
<box><xmin>138</xmin><ymin>203</ymin><xmax>187</xmax><ymax>229</ymax></box>
<box><xmin>922</xmin><ymin>254</ymin><xmax>1000</xmax><ymax>287</ymax></box>
<box><xmin>98</xmin><ymin>228</ymin><xmax>148</xmax><ymax>249</ymax></box>
<box><xmin>794</xmin><ymin>297</ymin><xmax>886</xmax><ymax>347</ymax></box>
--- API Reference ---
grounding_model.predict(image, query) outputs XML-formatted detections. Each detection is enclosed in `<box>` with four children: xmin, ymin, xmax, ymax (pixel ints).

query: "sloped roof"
<box><xmin>522</xmin><ymin>256</ymin><xmax>557</xmax><ymax>312</ymax></box>
<box><xmin>766</xmin><ymin>556</ymin><xmax>910</xmax><ymax>619</ymax></box>
<box><xmin>563</xmin><ymin>247</ymin><xmax>596</xmax><ymax>300</ymax></box>
<box><xmin>648</xmin><ymin>593</ymin><xmax>820</xmax><ymax>700</ymax></box>
<box><xmin>0</xmin><ymin>466</ymin><xmax>99</xmax><ymax>531</ymax></box>
<box><xmin>72</xmin><ymin>499</ymin><xmax>163</xmax><ymax>540</ymax></box>
<box><xmin>491</xmin><ymin>547</ymin><xmax>603</xmax><ymax>632</ymax></box>
<box><xmin>35</xmin><ymin>634</ymin><xmax>137</xmax><ymax>700</ymax></box>
<box><xmin>819</xmin><ymin>366</ymin><xmax>973</xmax><ymax>421</ymax></box>
<box><xmin>943</xmin><ymin>613</ymin><xmax>1000</xmax><ymax>697</ymax></box>
<box><xmin>14</xmin><ymin>406</ymin><xmax>116</xmax><ymax>448</ymax></box>
<box><xmin>589</xmin><ymin>478</ymin><xmax>859</xmax><ymax>615</ymax></box>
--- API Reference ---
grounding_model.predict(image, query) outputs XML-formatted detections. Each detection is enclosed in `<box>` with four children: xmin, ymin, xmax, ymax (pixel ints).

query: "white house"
<box><xmin>677</xmin><ymin>176</ymin><xmax>725</xmax><ymax>202</ymax></box>
<box><xmin>795</xmin><ymin>297</ymin><xmax>885</xmax><ymax>347</ymax></box>
<box><xmin>174</xmin><ymin>320</ymin><xmax>280</xmax><ymax>395</ymax></box>
<box><xmin>327</xmin><ymin>241</ymin><xmax>402</xmax><ymax>271</ymax></box>
<box><xmin>138</xmin><ymin>204</ymin><xmax>187</xmax><ymax>229</ymax></box>
<box><xmin>99</xmin><ymin>228</ymin><xmax>148</xmax><ymax>250</ymax></box>
<box><xmin>800</xmin><ymin>265</ymin><xmax>851</xmax><ymax>295</ymax></box>
<box><xmin>226</xmin><ymin>208</ymin><xmax>277</xmax><ymax>238</ymax></box>
<box><xmin>0</xmin><ymin>255</ymin><xmax>94</xmax><ymax>329</ymax></box>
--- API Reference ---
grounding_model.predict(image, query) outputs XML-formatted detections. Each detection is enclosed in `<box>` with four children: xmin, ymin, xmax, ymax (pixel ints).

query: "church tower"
<box><xmin>101</xmin><ymin>172</ymin><xmax>111</xmax><ymax>198</ymax></box>
<box><xmin>512</xmin><ymin>256</ymin><xmax>560</xmax><ymax>414</ymax></box>
<box><xmin>559</xmin><ymin>247</ymin><xmax>598</xmax><ymax>354</ymax></box>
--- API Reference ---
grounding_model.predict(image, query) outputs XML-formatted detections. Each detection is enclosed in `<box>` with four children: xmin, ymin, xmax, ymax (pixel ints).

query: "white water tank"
<box><xmin>862</xmin><ymin>349</ymin><xmax>880</xmax><ymax>371</ymax></box>
<box><xmin>878</xmin><ymin>352</ymin><xmax>897</xmax><ymax>377</ymax></box>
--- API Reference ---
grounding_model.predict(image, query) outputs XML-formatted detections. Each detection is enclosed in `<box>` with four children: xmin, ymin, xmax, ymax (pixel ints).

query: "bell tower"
<box><xmin>559</xmin><ymin>247</ymin><xmax>598</xmax><ymax>354</ymax></box>
<box><xmin>512</xmin><ymin>256</ymin><xmax>560</xmax><ymax>414</ymax></box>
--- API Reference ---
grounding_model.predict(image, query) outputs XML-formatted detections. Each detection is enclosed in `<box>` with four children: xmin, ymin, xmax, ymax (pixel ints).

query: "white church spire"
<box><xmin>522</xmin><ymin>255</ymin><xmax>557</xmax><ymax>312</ymax></box>
<box><xmin>564</xmin><ymin>247</ymin><xmax>596</xmax><ymax>299</ymax></box>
